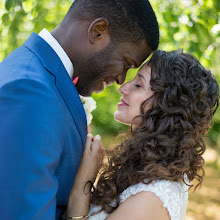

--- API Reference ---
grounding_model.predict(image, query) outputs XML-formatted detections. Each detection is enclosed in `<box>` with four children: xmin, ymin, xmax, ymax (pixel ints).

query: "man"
<box><xmin>0</xmin><ymin>0</ymin><xmax>159</xmax><ymax>219</ymax></box>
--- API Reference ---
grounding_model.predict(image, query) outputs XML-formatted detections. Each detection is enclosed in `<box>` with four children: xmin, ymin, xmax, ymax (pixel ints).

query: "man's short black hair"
<box><xmin>62</xmin><ymin>0</ymin><xmax>159</xmax><ymax>50</ymax></box>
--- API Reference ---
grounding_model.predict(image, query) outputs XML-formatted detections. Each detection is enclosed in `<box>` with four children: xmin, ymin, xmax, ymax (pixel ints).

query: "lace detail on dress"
<box><xmin>88</xmin><ymin>204</ymin><xmax>108</xmax><ymax>220</ymax></box>
<box><xmin>89</xmin><ymin>180</ymin><xmax>188</xmax><ymax>220</ymax></box>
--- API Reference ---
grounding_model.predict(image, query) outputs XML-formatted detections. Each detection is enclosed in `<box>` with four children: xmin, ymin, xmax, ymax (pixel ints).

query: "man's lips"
<box><xmin>92</xmin><ymin>77</ymin><xmax>116</xmax><ymax>93</ymax></box>
<box><xmin>103</xmin><ymin>77</ymin><xmax>115</xmax><ymax>86</ymax></box>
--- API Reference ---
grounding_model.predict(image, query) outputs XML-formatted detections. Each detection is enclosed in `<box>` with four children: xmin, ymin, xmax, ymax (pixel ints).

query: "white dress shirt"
<box><xmin>38</xmin><ymin>28</ymin><xmax>74</xmax><ymax>79</ymax></box>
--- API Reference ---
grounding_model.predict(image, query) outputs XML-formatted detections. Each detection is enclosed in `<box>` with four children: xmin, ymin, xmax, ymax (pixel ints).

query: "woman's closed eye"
<box><xmin>135</xmin><ymin>84</ymin><xmax>142</xmax><ymax>88</ymax></box>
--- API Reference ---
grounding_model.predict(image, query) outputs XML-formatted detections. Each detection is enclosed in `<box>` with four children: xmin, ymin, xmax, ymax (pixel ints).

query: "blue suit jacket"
<box><xmin>0</xmin><ymin>33</ymin><xmax>87</xmax><ymax>219</ymax></box>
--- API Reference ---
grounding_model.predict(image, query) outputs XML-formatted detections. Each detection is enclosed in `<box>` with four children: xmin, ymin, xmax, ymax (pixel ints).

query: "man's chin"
<box><xmin>75</xmin><ymin>84</ymin><xmax>90</xmax><ymax>97</ymax></box>
<box><xmin>76</xmin><ymin>80</ymin><xmax>107</xmax><ymax>96</ymax></box>
<box><xmin>77</xmin><ymin>90</ymin><xmax>92</xmax><ymax>97</ymax></box>
<box><xmin>76</xmin><ymin>86</ymin><xmax>103</xmax><ymax>97</ymax></box>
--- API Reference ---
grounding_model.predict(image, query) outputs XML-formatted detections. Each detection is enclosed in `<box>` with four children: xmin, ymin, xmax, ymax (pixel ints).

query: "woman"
<box><xmin>64</xmin><ymin>50</ymin><xmax>219</xmax><ymax>220</ymax></box>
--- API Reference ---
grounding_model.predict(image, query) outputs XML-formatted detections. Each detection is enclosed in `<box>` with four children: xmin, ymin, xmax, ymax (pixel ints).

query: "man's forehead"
<box><xmin>125</xmin><ymin>40</ymin><xmax>153</xmax><ymax>67</ymax></box>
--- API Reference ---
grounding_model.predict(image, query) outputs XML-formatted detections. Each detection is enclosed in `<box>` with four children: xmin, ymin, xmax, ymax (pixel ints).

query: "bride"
<box><xmin>63</xmin><ymin>50</ymin><xmax>219</xmax><ymax>220</ymax></box>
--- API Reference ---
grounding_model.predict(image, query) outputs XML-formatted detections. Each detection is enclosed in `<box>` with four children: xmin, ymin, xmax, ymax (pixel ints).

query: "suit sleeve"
<box><xmin>0</xmin><ymin>78</ymin><xmax>64</xmax><ymax>220</ymax></box>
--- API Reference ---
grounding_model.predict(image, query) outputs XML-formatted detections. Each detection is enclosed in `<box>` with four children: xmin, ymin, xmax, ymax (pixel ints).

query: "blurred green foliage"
<box><xmin>1</xmin><ymin>0</ymin><xmax>220</xmax><ymax>151</ymax></box>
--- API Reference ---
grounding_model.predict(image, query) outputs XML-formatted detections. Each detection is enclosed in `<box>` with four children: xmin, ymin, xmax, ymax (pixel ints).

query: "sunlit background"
<box><xmin>0</xmin><ymin>0</ymin><xmax>220</xmax><ymax>219</ymax></box>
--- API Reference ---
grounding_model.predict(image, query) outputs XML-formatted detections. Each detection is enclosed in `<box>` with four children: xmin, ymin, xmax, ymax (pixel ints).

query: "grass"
<box><xmin>186</xmin><ymin>159</ymin><xmax>220</xmax><ymax>219</ymax></box>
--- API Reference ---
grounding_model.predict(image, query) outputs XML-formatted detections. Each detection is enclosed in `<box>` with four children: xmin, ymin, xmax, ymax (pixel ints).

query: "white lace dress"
<box><xmin>88</xmin><ymin>179</ymin><xmax>188</xmax><ymax>220</ymax></box>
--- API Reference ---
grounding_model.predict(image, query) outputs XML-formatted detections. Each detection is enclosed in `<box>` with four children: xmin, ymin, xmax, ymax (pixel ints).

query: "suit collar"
<box><xmin>23</xmin><ymin>33</ymin><xmax>87</xmax><ymax>147</ymax></box>
<box><xmin>38</xmin><ymin>28</ymin><xmax>74</xmax><ymax>79</ymax></box>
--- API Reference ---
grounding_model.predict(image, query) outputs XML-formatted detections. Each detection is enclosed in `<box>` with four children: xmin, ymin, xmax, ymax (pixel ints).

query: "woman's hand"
<box><xmin>83</xmin><ymin>134</ymin><xmax>105</xmax><ymax>182</ymax></box>
<box><xmin>74</xmin><ymin>134</ymin><xmax>105</xmax><ymax>187</ymax></box>
<box><xmin>67</xmin><ymin>134</ymin><xmax>105</xmax><ymax>217</ymax></box>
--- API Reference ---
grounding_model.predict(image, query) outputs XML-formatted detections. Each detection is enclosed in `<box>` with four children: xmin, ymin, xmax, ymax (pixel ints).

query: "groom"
<box><xmin>0</xmin><ymin>0</ymin><xmax>159</xmax><ymax>219</ymax></box>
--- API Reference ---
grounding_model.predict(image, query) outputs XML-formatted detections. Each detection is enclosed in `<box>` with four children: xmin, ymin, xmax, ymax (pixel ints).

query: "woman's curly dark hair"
<box><xmin>90</xmin><ymin>50</ymin><xmax>219</xmax><ymax>213</ymax></box>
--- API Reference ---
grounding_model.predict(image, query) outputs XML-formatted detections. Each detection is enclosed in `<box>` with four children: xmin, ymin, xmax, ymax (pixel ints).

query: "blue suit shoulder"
<box><xmin>0</xmin><ymin>44</ymin><xmax>55</xmax><ymax>89</ymax></box>
<box><xmin>0</xmin><ymin>42</ymin><xmax>65</xmax><ymax>131</ymax></box>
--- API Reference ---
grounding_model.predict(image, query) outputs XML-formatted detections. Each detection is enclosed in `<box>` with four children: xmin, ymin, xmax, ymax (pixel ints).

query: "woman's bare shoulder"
<box><xmin>106</xmin><ymin>191</ymin><xmax>170</xmax><ymax>220</ymax></box>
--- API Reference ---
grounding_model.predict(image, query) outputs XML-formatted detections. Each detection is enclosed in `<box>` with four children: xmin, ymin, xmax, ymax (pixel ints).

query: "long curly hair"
<box><xmin>90</xmin><ymin>50</ymin><xmax>219</xmax><ymax>213</ymax></box>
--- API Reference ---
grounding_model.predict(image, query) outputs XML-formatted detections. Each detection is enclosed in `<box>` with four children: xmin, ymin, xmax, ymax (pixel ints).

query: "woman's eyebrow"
<box><xmin>137</xmin><ymin>73</ymin><xmax>147</xmax><ymax>82</ymax></box>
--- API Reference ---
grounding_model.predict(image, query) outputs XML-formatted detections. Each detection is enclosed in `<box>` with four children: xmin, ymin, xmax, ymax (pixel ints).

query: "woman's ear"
<box><xmin>88</xmin><ymin>18</ymin><xmax>110</xmax><ymax>48</ymax></box>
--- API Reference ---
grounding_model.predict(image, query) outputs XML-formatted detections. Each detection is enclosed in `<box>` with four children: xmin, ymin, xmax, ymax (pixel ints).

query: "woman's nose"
<box><xmin>119</xmin><ymin>81</ymin><xmax>129</xmax><ymax>95</ymax></box>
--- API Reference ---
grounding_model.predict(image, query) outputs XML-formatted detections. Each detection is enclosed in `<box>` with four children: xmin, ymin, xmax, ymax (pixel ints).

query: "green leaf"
<box><xmin>1</xmin><ymin>13</ymin><xmax>10</xmax><ymax>25</ymax></box>
<box><xmin>5</xmin><ymin>0</ymin><xmax>14</xmax><ymax>11</ymax></box>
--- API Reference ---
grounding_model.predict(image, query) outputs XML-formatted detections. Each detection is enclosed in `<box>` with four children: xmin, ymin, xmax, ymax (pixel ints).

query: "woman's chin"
<box><xmin>114</xmin><ymin>111</ymin><xmax>130</xmax><ymax>125</ymax></box>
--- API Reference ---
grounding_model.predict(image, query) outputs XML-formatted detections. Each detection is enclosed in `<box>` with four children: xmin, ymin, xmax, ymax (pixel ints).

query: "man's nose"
<box><xmin>116</xmin><ymin>71</ymin><xmax>127</xmax><ymax>85</ymax></box>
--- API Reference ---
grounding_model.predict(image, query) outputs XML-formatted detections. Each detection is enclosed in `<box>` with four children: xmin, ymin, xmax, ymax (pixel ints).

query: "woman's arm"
<box><xmin>106</xmin><ymin>191</ymin><xmax>170</xmax><ymax>220</ymax></box>
<box><xmin>65</xmin><ymin>134</ymin><xmax>105</xmax><ymax>219</ymax></box>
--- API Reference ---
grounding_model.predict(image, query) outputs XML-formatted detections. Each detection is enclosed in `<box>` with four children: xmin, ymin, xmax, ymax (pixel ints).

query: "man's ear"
<box><xmin>88</xmin><ymin>18</ymin><xmax>110</xmax><ymax>46</ymax></box>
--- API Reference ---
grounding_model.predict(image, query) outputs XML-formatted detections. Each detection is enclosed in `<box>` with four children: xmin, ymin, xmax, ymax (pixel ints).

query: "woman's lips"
<box><xmin>118</xmin><ymin>99</ymin><xmax>129</xmax><ymax>107</ymax></box>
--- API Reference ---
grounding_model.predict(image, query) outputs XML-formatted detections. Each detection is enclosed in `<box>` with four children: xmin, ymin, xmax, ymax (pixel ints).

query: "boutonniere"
<box><xmin>73</xmin><ymin>77</ymin><xmax>96</xmax><ymax>125</ymax></box>
<box><xmin>79</xmin><ymin>95</ymin><xmax>96</xmax><ymax>125</ymax></box>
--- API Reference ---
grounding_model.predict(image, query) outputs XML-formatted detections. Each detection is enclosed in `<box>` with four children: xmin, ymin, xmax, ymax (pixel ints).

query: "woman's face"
<box><xmin>114</xmin><ymin>64</ymin><xmax>154</xmax><ymax>126</ymax></box>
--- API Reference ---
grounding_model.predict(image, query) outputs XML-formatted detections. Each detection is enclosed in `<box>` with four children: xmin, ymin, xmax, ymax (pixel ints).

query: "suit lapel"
<box><xmin>23</xmin><ymin>33</ymin><xmax>87</xmax><ymax>147</ymax></box>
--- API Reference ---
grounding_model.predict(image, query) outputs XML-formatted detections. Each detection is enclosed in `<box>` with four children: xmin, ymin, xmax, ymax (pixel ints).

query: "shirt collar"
<box><xmin>38</xmin><ymin>28</ymin><xmax>74</xmax><ymax>79</ymax></box>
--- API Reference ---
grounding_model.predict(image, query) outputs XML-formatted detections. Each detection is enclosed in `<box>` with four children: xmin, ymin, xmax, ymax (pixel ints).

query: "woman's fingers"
<box><xmin>91</xmin><ymin>135</ymin><xmax>101</xmax><ymax>154</ymax></box>
<box><xmin>85</xmin><ymin>133</ymin><xmax>93</xmax><ymax>152</ymax></box>
<box><xmin>85</xmin><ymin>134</ymin><xmax>104</xmax><ymax>162</ymax></box>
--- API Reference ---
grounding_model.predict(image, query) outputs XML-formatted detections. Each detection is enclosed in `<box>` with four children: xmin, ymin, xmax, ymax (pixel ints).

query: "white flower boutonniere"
<box><xmin>72</xmin><ymin>77</ymin><xmax>96</xmax><ymax>125</ymax></box>
<box><xmin>80</xmin><ymin>95</ymin><xmax>96</xmax><ymax>125</ymax></box>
